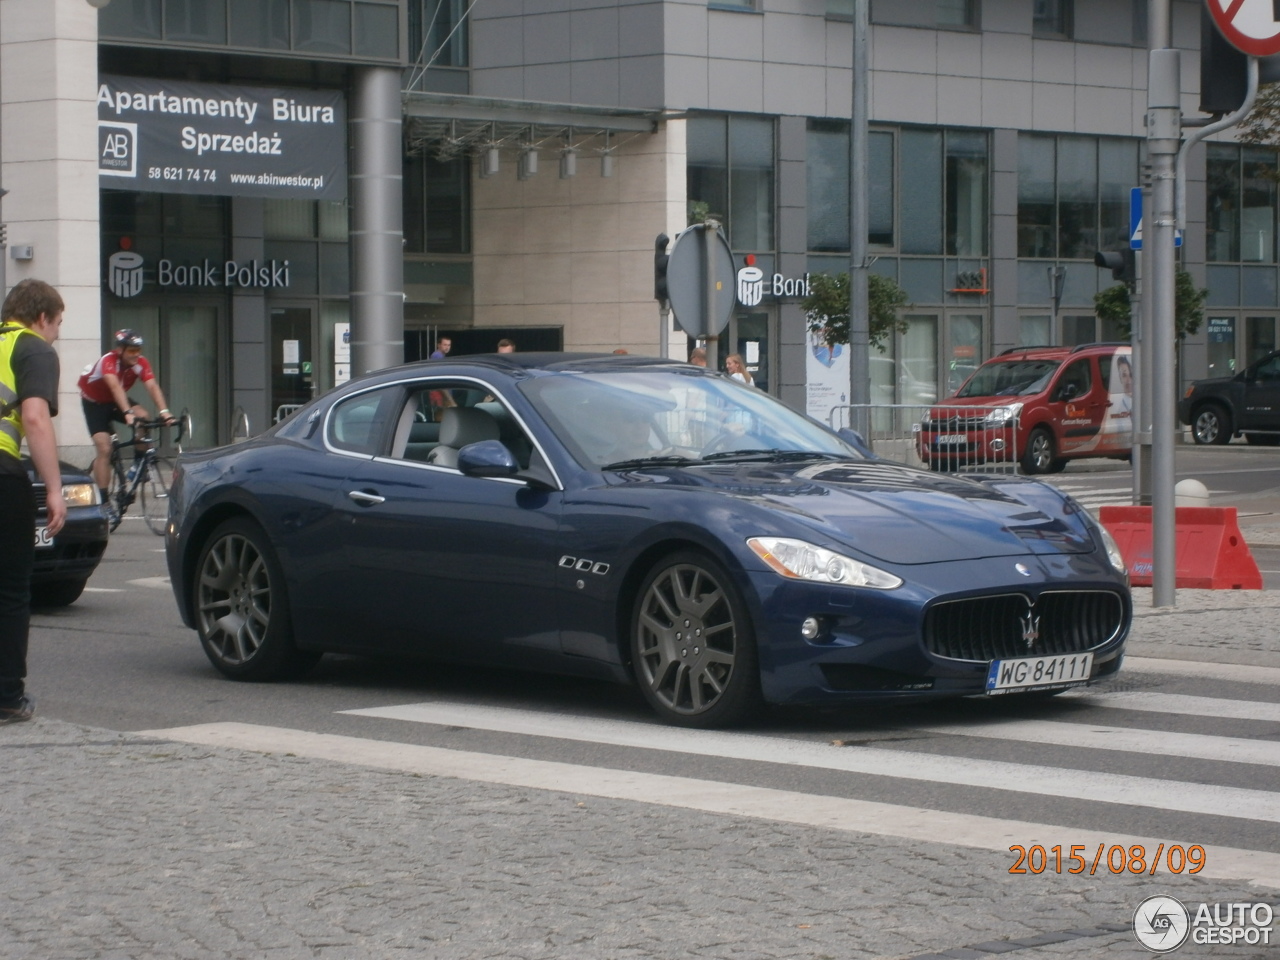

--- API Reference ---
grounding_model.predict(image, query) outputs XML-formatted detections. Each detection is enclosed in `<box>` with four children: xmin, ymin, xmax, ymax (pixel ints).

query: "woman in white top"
<box><xmin>725</xmin><ymin>353</ymin><xmax>754</xmax><ymax>386</ymax></box>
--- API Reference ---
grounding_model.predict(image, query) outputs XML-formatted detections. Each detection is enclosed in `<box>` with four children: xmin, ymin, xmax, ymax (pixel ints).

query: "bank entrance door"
<box><xmin>104</xmin><ymin>303</ymin><xmax>220</xmax><ymax>449</ymax></box>
<box><xmin>270</xmin><ymin>306</ymin><xmax>315</xmax><ymax>424</ymax></box>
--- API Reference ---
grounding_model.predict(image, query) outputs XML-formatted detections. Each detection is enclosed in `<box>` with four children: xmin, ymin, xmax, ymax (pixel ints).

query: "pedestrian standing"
<box><xmin>0</xmin><ymin>279</ymin><xmax>66</xmax><ymax>724</ymax></box>
<box><xmin>497</xmin><ymin>339</ymin><xmax>516</xmax><ymax>354</ymax></box>
<box><xmin>725</xmin><ymin>353</ymin><xmax>754</xmax><ymax>385</ymax></box>
<box><xmin>689</xmin><ymin>348</ymin><xmax>707</xmax><ymax>367</ymax></box>
<box><xmin>431</xmin><ymin>336</ymin><xmax>452</xmax><ymax>360</ymax></box>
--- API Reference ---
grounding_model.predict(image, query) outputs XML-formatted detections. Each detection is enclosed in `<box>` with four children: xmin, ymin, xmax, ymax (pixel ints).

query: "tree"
<box><xmin>802</xmin><ymin>272</ymin><xmax>910</xmax><ymax>350</ymax></box>
<box><xmin>1092</xmin><ymin>269</ymin><xmax>1207</xmax><ymax>341</ymax></box>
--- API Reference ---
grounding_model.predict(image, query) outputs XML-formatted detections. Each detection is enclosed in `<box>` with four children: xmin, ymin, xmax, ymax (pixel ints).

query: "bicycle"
<box><xmin>105</xmin><ymin>413</ymin><xmax>187</xmax><ymax>535</ymax></box>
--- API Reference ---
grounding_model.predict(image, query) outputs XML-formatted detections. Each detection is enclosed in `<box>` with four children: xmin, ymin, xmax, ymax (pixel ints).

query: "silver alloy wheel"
<box><xmin>197</xmin><ymin>533</ymin><xmax>272</xmax><ymax>666</ymax></box>
<box><xmin>1193</xmin><ymin>407</ymin><xmax>1223</xmax><ymax>445</ymax></box>
<box><xmin>634</xmin><ymin>562</ymin><xmax>737</xmax><ymax>716</ymax></box>
<box><xmin>1024</xmin><ymin>430</ymin><xmax>1053</xmax><ymax>473</ymax></box>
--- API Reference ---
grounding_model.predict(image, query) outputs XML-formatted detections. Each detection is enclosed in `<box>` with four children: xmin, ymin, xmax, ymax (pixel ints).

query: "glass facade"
<box><xmin>408</xmin><ymin>0</ymin><xmax>469</xmax><ymax>68</ymax></box>
<box><xmin>99</xmin><ymin>0</ymin><xmax>400</xmax><ymax>61</ymax></box>
<box><xmin>1032</xmin><ymin>0</ymin><xmax>1071</xmax><ymax>38</ymax></box>
<box><xmin>1017</xmin><ymin>134</ymin><xmax>1138</xmax><ymax>260</ymax></box>
<box><xmin>403</xmin><ymin>154</ymin><xmax>470</xmax><ymax>254</ymax></box>
<box><xmin>688</xmin><ymin>115</ymin><xmax>775</xmax><ymax>252</ymax></box>
<box><xmin>1207</xmin><ymin>143</ymin><xmax>1279</xmax><ymax>265</ymax></box>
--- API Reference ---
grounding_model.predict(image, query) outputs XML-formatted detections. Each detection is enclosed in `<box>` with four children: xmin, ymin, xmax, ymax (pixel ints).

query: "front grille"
<box><xmin>923</xmin><ymin>590</ymin><xmax>1124</xmax><ymax>662</ymax></box>
<box><xmin>925</xmin><ymin>415</ymin><xmax>989</xmax><ymax>430</ymax></box>
<box><xmin>32</xmin><ymin>483</ymin><xmax>48</xmax><ymax>513</ymax></box>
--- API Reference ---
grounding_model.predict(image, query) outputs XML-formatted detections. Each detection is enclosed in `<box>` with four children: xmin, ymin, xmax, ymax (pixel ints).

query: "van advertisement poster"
<box><xmin>97</xmin><ymin>75</ymin><xmax>347</xmax><ymax>201</ymax></box>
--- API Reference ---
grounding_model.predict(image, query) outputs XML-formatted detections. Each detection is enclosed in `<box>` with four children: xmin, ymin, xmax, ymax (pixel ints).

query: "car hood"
<box><xmin>1187</xmin><ymin>376</ymin><xmax>1234</xmax><ymax>393</ymax></box>
<box><xmin>615</xmin><ymin>459</ymin><xmax>1094</xmax><ymax>564</ymax></box>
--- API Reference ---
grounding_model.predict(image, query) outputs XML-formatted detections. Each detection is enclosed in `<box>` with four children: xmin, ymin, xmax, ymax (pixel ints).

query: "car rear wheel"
<box><xmin>1192</xmin><ymin>404</ymin><xmax>1231</xmax><ymax>445</ymax></box>
<box><xmin>1020</xmin><ymin>427</ymin><xmax>1058</xmax><ymax>475</ymax></box>
<box><xmin>193</xmin><ymin>517</ymin><xmax>319</xmax><ymax>681</ymax></box>
<box><xmin>30</xmin><ymin>579</ymin><xmax>87</xmax><ymax>607</ymax></box>
<box><xmin>630</xmin><ymin>551</ymin><xmax>762</xmax><ymax>728</ymax></box>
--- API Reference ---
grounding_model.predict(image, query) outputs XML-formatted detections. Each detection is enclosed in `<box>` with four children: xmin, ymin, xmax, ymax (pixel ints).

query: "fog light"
<box><xmin>989</xmin><ymin>438</ymin><xmax>1006</xmax><ymax>451</ymax></box>
<box><xmin>800</xmin><ymin>617</ymin><xmax>822</xmax><ymax>640</ymax></box>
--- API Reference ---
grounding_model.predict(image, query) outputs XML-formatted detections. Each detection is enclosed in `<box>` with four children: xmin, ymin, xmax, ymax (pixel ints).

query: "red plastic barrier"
<box><xmin>1098</xmin><ymin>506</ymin><xmax>1263</xmax><ymax>590</ymax></box>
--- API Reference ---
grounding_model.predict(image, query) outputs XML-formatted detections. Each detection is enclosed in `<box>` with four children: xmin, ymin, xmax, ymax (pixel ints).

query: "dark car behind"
<box><xmin>1179</xmin><ymin>349</ymin><xmax>1280</xmax><ymax>445</ymax></box>
<box><xmin>28</xmin><ymin>458</ymin><xmax>109</xmax><ymax>607</ymax></box>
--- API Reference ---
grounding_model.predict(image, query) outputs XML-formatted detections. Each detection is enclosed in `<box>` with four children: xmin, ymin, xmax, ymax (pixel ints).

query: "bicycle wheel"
<box><xmin>139</xmin><ymin>457</ymin><xmax>172</xmax><ymax>535</ymax></box>
<box><xmin>105</xmin><ymin>455</ymin><xmax>128</xmax><ymax>532</ymax></box>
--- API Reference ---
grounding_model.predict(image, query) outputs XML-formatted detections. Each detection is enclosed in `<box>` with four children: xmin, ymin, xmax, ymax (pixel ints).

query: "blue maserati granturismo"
<box><xmin>165</xmin><ymin>353</ymin><xmax>1131</xmax><ymax>727</ymax></box>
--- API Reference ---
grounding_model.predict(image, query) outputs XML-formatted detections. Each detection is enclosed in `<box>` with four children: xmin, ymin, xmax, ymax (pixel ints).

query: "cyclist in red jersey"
<box><xmin>79</xmin><ymin>329</ymin><xmax>174</xmax><ymax>503</ymax></box>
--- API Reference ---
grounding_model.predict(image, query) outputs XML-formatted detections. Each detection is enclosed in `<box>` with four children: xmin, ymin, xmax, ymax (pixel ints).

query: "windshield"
<box><xmin>520</xmin><ymin>369</ymin><xmax>862</xmax><ymax>470</ymax></box>
<box><xmin>957</xmin><ymin>359</ymin><xmax>1060</xmax><ymax>398</ymax></box>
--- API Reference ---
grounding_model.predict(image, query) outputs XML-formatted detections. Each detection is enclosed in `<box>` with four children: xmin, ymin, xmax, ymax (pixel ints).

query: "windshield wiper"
<box><xmin>702</xmin><ymin>449</ymin><xmax>843</xmax><ymax>463</ymax></box>
<box><xmin>601</xmin><ymin>454</ymin><xmax>702</xmax><ymax>470</ymax></box>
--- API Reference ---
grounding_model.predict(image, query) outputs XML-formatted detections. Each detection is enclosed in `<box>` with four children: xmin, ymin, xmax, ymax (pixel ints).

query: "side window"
<box><xmin>1255</xmin><ymin>356</ymin><xmax>1280</xmax><ymax>382</ymax></box>
<box><xmin>1053</xmin><ymin>358</ymin><xmax>1091</xmax><ymax>401</ymax></box>
<box><xmin>390</xmin><ymin>382</ymin><xmax>537</xmax><ymax>471</ymax></box>
<box><xmin>327</xmin><ymin>387</ymin><xmax>398</xmax><ymax>455</ymax></box>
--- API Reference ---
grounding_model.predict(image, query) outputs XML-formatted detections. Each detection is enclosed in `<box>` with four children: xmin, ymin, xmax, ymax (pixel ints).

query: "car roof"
<box><xmin>986</xmin><ymin>342</ymin><xmax>1127</xmax><ymax>364</ymax></box>
<box><xmin>362</xmin><ymin>352</ymin><xmax>703</xmax><ymax>382</ymax></box>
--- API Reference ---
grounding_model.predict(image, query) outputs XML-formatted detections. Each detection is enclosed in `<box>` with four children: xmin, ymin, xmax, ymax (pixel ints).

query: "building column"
<box><xmin>349</xmin><ymin>66</ymin><xmax>403</xmax><ymax>376</ymax></box>
<box><xmin>0</xmin><ymin>0</ymin><xmax>101</xmax><ymax>453</ymax></box>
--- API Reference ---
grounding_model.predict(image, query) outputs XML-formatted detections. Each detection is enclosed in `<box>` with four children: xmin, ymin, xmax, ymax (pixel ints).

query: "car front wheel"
<box><xmin>1020</xmin><ymin>427</ymin><xmax>1059</xmax><ymax>474</ymax></box>
<box><xmin>194</xmin><ymin>517</ymin><xmax>319</xmax><ymax>681</ymax></box>
<box><xmin>1192</xmin><ymin>404</ymin><xmax>1231</xmax><ymax>445</ymax></box>
<box><xmin>630</xmin><ymin>551</ymin><xmax>762</xmax><ymax>728</ymax></box>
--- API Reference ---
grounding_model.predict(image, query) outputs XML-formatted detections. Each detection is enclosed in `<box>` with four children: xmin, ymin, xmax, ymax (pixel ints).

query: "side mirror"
<box><xmin>837</xmin><ymin>427</ymin><xmax>874</xmax><ymax>457</ymax></box>
<box><xmin>1057</xmin><ymin>382</ymin><xmax>1079</xmax><ymax>402</ymax></box>
<box><xmin>456</xmin><ymin>439</ymin><xmax>519</xmax><ymax>478</ymax></box>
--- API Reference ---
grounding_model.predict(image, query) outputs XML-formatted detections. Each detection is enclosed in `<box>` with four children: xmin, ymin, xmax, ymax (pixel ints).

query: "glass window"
<box><xmin>319</xmin><ymin>200</ymin><xmax>349</xmax><ymax>241</ymax></box>
<box><xmin>712</xmin><ymin>0</ymin><xmax>756</xmax><ymax>8</ymax></box>
<box><xmin>1247</xmin><ymin>316</ymin><xmax>1277</xmax><ymax>363</ymax></box>
<box><xmin>687</xmin><ymin>116</ymin><xmax>728</xmax><ymax>225</ymax></box>
<box><xmin>163</xmin><ymin>194</ymin><xmax>226</xmax><ymax>237</ymax></box>
<box><xmin>229</xmin><ymin>0</ymin><xmax>289</xmax><ymax>47</ymax></box>
<box><xmin>1061</xmin><ymin>315</ymin><xmax>1096</xmax><ymax>347</ymax></box>
<box><xmin>806</xmin><ymin>121</ymin><xmax>850</xmax><ymax>252</ymax></box>
<box><xmin>294</xmin><ymin>0</ymin><xmax>351</xmax><ymax>54</ymax></box>
<box><xmin>1207</xmin><ymin>144</ymin><xmax>1241</xmax><ymax>263</ymax></box>
<box><xmin>99</xmin><ymin>0</ymin><xmax>162</xmax><ymax>39</ymax></box>
<box><xmin>946</xmin><ymin>131</ymin><xmax>987</xmax><ymax>257</ymax></box>
<box><xmin>328</xmin><ymin>387</ymin><xmax>398</xmax><ymax>455</ymax></box>
<box><xmin>729</xmin><ymin>117</ymin><xmax>774</xmax><ymax>251</ymax></box>
<box><xmin>354</xmin><ymin>2</ymin><xmax>398</xmax><ymax>58</ymax></box>
<box><xmin>869</xmin><ymin>131</ymin><xmax>895</xmax><ymax>247</ymax></box>
<box><xmin>264</xmin><ymin>199</ymin><xmax>317</xmax><ymax>239</ymax></box>
<box><xmin>936</xmin><ymin>0</ymin><xmax>976</xmax><ymax>27</ymax></box>
<box><xmin>1206</xmin><ymin>316</ymin><xmax>1236</xmax><ymax>375</ymax></box>
<box><xmin>1021</xmin><ymin>315</ymin><xmax>1051</xmax><ymax>346</ymax></box>
<box><xmin>404</xmin><ymin>154</ymin><xmax>469</xmax><ymax>254</ymax></box>
<box><xmin>1054</xmin><ymin>356</ymin><xmax>1092</xmax><ymax>398</ymax></box>
<box><xmin>1099</xmin><ymin>139</ymin><xmax>1137</xmax><ymax>252</ymax></box>
<box><xmin>320</xmin><ymin>243</ymin><xmax>350</xmax><ymax>296</ymax></box>
<box><xmin>948</xmin><ymin>314</ymin><xmax>984</xmax><ymax>394</ymax></box>
<box><xmin>901</xmin><ymin>130</ymin><xmax>943</xmax><ymax>255</ymax></box>
<box><xmin>409</xmin><ymin>0</ymin><xmax>468</xmax><ymax>69</ymax></box>
<box><xmin>1242</xmin><ymin>148</ymin><xmax>1277</xmax><ymax>263</ymax></box>
<box><xmin>164</xmin><ymin>0</ymin><xmax>227</xmax><ymax>43</ymax></box>
<box><xmin>265</xmin><ymin>241</ymin><xmax>318</xmax><ymax>295</ymax></box>
<box><xmin>1057</xmin><ymin>137</ymin><xmax>1097</xmax><ymax>260</ymax></box>
<box><xmin>1033</xmin><ymin>0</ymin><xmax>1072</xmax><ymax>38</ymax></box>
<box><xmin>1018</xmin><ymin>136</ymin><xmax>1055</xmax><ymax>258</ymax></box>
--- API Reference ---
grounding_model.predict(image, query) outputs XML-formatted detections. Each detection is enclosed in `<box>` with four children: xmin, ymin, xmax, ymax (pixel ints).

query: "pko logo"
<box><xmin>99</xmin><ymin>121</ymin><xmax>137</xmax><ymax>178</ymax></box>
<box><xmin>1133</xmin><ymin>896</ymin><xmax>1191</xmax><ymax>953</ymax></box>
<box><xmin>108</xmin><ymin>251</ymin><xmax>145</xmax><ymax>299</ymax></box>
<box><xmin>737</xmin><ymin>265</ymin><xmax>764</xmax><ymax>307</ymax></box>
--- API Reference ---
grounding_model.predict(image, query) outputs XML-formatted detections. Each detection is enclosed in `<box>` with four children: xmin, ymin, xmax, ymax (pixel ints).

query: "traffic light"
<box><xmin>1094</xmin><ymin>248</ymin><xmax>1136</xmax><ymax>287</ymax></box>
<box><xmin>654</xmin><ymin>233</ymin><xmax>670</xmax><ymax>303</ymax></box>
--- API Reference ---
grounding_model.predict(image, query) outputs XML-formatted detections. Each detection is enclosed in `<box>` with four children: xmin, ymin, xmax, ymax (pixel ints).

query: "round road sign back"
<box><xmin>1207</xmin><ymin>0</ymin><xmax>1280</xmax><ymax>57</ymax></box>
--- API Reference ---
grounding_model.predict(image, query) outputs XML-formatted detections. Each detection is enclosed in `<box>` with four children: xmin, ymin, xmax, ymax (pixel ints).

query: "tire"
<box><xmin>1020</xmin><ymin>427</ymin><xmax>1057</xmax><ymax>475</ymax></box>
<box><xmin>630</xmin><ymin>551</ymin><xmax>762</xmax><ymax>728</ymax></box>
<box><xmin>926</xmin><ymin>457</ymin><xmax>954</xmax><ymax>473</ymax></box>
<box><xmin>1244</xmin><ymin>432</ymin><xmax>1280</xmax><ymax>446</ymax></box>
<box><xmin>1192</xmin><ymin>404</ymin><xmax>1231</xmax><ymax>445</ymax></box>
<box><xmin>30</xmin><ymin>579</ymin><xmax>87</xmax><ymax>608</ymax></box>
<box><xmin>193</xmin><ymin>517</ymin><xmax>319</xmax><ymax>681</ymax></box>
<box><xmin>139</xmin><ymin>458</ymin><xmax>173</xmax><ymax>536</ymax></box>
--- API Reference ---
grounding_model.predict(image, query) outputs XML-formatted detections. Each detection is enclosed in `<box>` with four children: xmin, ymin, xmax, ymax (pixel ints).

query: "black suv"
<box><xmin>1179</xmin><ymin>350</ymin><xmax>1280</xmax><ymax>445</ymax></box>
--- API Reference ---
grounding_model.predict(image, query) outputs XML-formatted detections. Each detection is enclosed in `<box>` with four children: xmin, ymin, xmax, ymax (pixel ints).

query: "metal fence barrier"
<box><xmin>828</xmin><ymin>404</ymin><xmax>1022</xmax><ymax>474</ymax></box>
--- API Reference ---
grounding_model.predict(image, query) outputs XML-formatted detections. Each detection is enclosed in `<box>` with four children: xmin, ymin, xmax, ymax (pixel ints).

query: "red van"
<box><xmin>916</xmin><ymin>343</ymin><xmax>1133</xmax><ymax>474</ymax></box>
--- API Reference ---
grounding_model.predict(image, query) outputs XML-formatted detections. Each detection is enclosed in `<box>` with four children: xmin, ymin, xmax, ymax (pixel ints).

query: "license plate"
<box><xmin>35</xmin><ymin>526</ymin><xmax>54</xmax><ymax>549</ymax></box>
<box><xmin>934</xmin><ymin>434</ymin><xmax>968</xmax><ymax>445</ymax></box>
<box><xmin>986</xmin><ymin>652</ymin><xmax>1093</xmax><ymax>694</ymax></box>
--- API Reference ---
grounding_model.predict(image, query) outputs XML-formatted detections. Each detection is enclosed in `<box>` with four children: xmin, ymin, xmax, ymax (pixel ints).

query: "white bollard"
<box><xmin>1174</xmin><ymin>478</ymin><xmax>1210</xmax><ymax>508</ymax></box>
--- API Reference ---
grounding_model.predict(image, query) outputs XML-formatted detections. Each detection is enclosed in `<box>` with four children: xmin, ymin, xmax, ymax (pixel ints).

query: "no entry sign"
<box><xmin>1206</xmin><ymin>0</ymin><xmax>1280</xmax><ymax>57</ymax></box>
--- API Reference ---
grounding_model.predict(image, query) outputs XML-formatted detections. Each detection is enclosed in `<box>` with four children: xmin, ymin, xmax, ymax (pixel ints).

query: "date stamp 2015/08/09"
<box><xmin>1009</xmin><ymin>843</ymin><xmax>1206</xmax><ymax>876</ymax></box>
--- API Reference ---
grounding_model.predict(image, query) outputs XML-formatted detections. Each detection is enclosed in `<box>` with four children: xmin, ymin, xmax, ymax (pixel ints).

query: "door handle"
<box><xmin>347</xmin><ymin>490</ymin><xmax>385</xmax><ymax>505</ymax></box>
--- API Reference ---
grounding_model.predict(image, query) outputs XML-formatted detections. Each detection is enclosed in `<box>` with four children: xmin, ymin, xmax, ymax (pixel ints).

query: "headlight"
<box><xmin>747</xmin><ymin>537</ymin><xmax>903</xmax><ymax>589</ymax></box>
<box><xmin>1087</xmin><ymin>515</ymin><xmax>1127</xmax><ymax>575</ymax></box>
<box><xmin>62</xmin><ymin>483</ymin><xmax>100</xmax><ymax>507</ymax></box>
<box><xmin>984</xmin><ymin>402</ymin><xmax>1022</xmax><ymax>425</ymax></box>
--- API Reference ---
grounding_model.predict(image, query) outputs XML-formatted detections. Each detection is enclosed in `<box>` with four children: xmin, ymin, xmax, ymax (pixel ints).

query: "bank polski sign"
<box><xmin>97</xmin><ymin>75</ymin><xmax>346</xmax><ymax>200</ymax></box>
<box><xmin>735</xmin><ymin>255</ymin><xmax>810</xmax><ymax>307</ymax></box>
<box><xmin>107</xmin><ymin>250</ymin><xmax>292</xmax><ymax>298</ymax></box>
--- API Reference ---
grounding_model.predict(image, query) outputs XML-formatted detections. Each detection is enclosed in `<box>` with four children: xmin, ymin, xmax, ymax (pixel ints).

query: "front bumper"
<box><xmin>746</xmin><ymin>552</ymin><xmax>1131</xmax><ymax>706</ymax></box>
<box><xmin>32</xmin><ymin>505</ymin><xmax>109</xmax><ymax>584</ymax></box>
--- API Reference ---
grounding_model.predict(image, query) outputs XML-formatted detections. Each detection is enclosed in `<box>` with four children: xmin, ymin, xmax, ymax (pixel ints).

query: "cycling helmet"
<box><xmin>114</xmin><ymin>329</ymin><xmax>144</xmax><ymax>348</ymax></box>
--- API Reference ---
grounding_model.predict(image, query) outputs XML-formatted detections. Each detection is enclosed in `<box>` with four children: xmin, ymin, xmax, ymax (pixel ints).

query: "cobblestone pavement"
<box><xmin>1</xmin><ymin>713</ymin><xmax>1275</xmax><ymax>960</ymax></box>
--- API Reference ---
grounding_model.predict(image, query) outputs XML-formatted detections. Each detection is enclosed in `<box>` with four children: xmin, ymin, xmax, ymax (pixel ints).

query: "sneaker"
<box><xmin>0</xmin><ymin>696</ymin><xmax>35</xmax><ymax>724</ymax></box>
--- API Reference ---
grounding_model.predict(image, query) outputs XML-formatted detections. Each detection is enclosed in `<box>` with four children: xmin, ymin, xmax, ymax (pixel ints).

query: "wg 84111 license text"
<box><xmin>148</xmin><ymin>167</ymin><xmax>217</xmax><ymax>182</ymax></box>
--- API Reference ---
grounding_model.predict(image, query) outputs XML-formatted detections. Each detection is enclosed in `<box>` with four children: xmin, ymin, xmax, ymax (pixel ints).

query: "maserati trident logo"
<box><xmin>1019</xmin><ymin>609</ymin><xmax>1041</xmax><ymax>649</ymax></box>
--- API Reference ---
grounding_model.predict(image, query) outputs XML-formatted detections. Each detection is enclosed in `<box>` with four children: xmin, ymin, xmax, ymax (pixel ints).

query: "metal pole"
<box><xmin>703</xmin><ymin>220</ymin><xmax>720</xmax><ymax>371</ymax></box>
<box><xmin>1131</xmin><ymin>244</ymin><xmax>1148</xmax><ymax>504</ymax></box>
<box><xmin>848</xmin><ymin>0</ymin><xmax>870</xmax><ymax>437</ymax></box>
<box><xmin>659</xmin><ymin>302</ymin><xmax>670</xmax><ymax>359</ymax></box>
<box><xmin>1147</xmin><ymin>0</ymin><xmax>1179</xmax><ymax>607</ymax></box>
